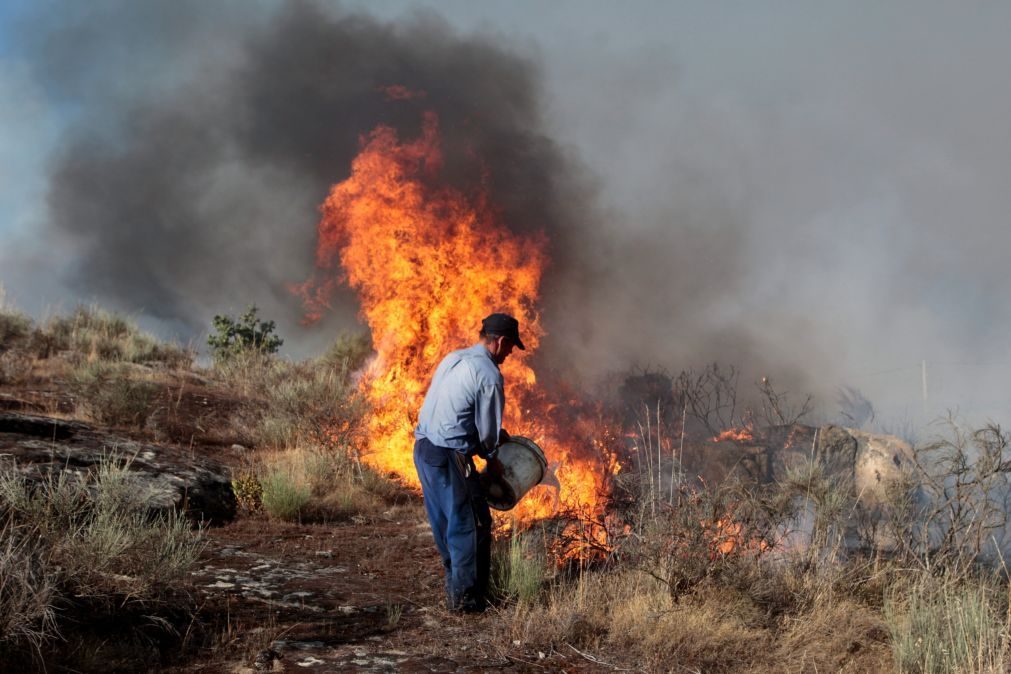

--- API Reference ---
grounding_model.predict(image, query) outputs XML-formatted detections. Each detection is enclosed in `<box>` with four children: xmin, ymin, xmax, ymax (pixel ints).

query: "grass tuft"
<box><xmin>259</xmin><ymin>467</ymin><xmax>312</xmax><ymax>521</ymax></box>
<box><xmin>492</xmin><ymin>532</ymin><xmax>549</xmax><ymax>605</ymax></box>
<box><xmin>885</xmin><ymin>573</ymin><xmax>1010</xmax><ymax>674</ymax></box>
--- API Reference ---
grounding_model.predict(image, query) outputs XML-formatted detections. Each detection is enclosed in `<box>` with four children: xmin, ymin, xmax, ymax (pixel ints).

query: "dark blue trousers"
<box><xmin>413</xmin><ymin>437</ymin><xmax>492</xmax><ymax>610</ymax></box>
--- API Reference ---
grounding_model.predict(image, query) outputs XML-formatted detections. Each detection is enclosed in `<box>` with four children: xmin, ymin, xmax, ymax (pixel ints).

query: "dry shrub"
<box><xmin>0</xmin><ymin>349</ymin><xmax>33</xmax><ymax>386</ymax></box>
<box><xmin>0</xmin><ymin>456</ymin><xmax>203</xmax><ymax>659</ymax></box>
<box><xmin>0</xmin><ymin>302</ymin><xmax>36</xmax><ymax>386</ymax></box>
<box><xmin>507</xmin><ymin>570</ymin><xmax>769</xmax><ymax>671</ymax></box>
<box><xmin>211</xmin><ymin>340</ymin><xmax>368</xmax><ymax>452</ymax></box>
<box><xmin>69</xmin><ymin>361</ymin><xmax>160</xmax><ymax>428</ymax></box>
<box><xmin>0</xmin><ymin>309</ymin><xmax>32</xmax><ymax>351</ymax></box>
<box><xmin>254</xmin><ymin>445</ymin><xmax>388</xmax><ymax>522</ymax></box>
<box><xmin>42</xmin><ymin>305</ymin><xmax>191</xmax><ymax>367</ymax></box>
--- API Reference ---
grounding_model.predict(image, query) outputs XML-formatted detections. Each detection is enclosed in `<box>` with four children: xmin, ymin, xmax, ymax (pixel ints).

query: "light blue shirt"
<box><xmin>415</xmin><ymin>343</ymin><xmax>505</xmax><ymax>456</ymax></box>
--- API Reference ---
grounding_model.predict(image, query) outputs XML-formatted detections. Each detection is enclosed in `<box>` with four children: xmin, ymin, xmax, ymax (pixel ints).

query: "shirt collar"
<box><xmin>471</xmin><ymin>342</ymin><xmax>500</xmax><ymax>369</ymax></box>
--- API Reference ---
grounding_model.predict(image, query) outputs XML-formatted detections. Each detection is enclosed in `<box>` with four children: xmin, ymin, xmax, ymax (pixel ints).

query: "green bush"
<box><xmin>207</xmin><ymin>305</ymin><xmax>283</xmax><ymax>362</ymax></box>
<box><xmin>260</xmin><ymin>469</ymin><xmax>311</xmax><ymax>521</ymax></box>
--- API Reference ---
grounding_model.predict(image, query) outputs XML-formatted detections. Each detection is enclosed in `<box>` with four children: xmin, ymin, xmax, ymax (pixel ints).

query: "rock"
<box><xmin>0</xmin><ymin>412</ymin><xmax>236</xmax><ymax>523</ymax></box>
<box><xmin>847</xmin><ymin>428</ymin><xmax>918</xmax><ymax>503</ymax></box>
<box><xmin>701</xmin><ymin>422</ymin><xmax>918</xmax><ymax>507</ymax></box>
<box><xmin>253</xmin><ymin>648</ymin><xmax>281</xmax><ymax>671</ymax></box>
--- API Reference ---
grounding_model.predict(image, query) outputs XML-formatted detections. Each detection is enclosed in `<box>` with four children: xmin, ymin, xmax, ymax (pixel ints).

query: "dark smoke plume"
<box><xmin>26</xmin><ymin>0</ymin><xmax>588</xmax><ymax>356</ymax></box>
<box><xmin>19</xmin><ymin>0</ymin><xmax>814</xmax><ymax>402</ymax></box>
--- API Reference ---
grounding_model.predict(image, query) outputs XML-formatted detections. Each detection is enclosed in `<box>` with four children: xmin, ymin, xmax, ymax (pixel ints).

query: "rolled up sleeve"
<box><xmin>474</xmin><ymin>379</ymin><xmax>505</xmax><ymax>458</ymax></box>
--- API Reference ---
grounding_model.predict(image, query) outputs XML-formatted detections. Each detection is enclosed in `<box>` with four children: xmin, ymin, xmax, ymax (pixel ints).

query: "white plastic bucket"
<box><xmin>480</xmin><ymin>436</ymin><xmax>548</xmax><ymax>511</ymax></box>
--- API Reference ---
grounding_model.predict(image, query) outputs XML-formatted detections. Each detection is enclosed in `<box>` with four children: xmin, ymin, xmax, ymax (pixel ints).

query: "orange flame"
<box><xmin>708</xmin><ymin>517</ymin><xmax>769</xmax><ymax>556</ymax></box>
<box><xmin>710</xmin><ymin>427</ymin><xmax>755</xmax><ymax>443</ymax></box>
<box><xmin>296</xmin><ymin>110</ymin><xmax>615</xmax><ymax>524</ymax></box>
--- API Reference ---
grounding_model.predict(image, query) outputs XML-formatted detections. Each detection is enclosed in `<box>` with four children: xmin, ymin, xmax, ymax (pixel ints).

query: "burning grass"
<box><xmin>483</xmin><ymin>404</ymin><xmax>1011</xmax><ymax>672</ymax></box>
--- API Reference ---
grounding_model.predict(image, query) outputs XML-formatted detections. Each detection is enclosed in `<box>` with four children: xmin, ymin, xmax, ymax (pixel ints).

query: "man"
<box><xmin>413</xmin><ymin>312</ymin><xmax>525</xmax><ymax>612</ymax></box>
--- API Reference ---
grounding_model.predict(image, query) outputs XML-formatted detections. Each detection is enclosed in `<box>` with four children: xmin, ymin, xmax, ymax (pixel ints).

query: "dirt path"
<box><xmin>173</xmin><ymin>508</ymin><xmax>603</xmax><ymax>673</ymax></box>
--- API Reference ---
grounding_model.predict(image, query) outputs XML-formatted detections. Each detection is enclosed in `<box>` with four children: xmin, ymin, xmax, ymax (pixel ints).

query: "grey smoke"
<box><xmin>20</xmin><ymin>0</ymin><xmax>580</xmax><ymax>355</ymax></box>
<box><xmin>7</xmin><ymin>1</ymin><xmax>1011</xmax><ymax>424</ymax></box>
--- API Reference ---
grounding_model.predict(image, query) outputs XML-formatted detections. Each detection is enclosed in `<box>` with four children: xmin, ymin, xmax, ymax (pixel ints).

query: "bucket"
<box><xmin>480</xmin><ymin>436</ymin><xmax>548</xmax><ymax>511</ymax></box>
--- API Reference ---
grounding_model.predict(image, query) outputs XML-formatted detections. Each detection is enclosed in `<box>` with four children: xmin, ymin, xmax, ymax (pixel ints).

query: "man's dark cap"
<box><xmin>481</xmin><ymin>313</ymin><xmax>525</xmax><ymax>350</ymax></box>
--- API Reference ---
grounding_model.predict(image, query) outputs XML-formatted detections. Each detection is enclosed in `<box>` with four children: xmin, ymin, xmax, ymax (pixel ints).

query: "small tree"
<box><xmin>208</xmin><ymin>305</ymin><xmax>283</xmax><ymax>361</ymax></box>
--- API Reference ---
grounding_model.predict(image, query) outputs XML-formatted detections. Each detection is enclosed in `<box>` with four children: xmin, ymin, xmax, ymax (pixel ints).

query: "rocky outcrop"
<box><xmin>0</xmin><ymin>412</ymin><xmax>235</xmax><ymax>523</ymax></box>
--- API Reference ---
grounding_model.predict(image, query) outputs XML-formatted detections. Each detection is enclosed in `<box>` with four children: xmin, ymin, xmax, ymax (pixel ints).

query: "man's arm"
<box><xmin>474</xmin><ymin>379</ymin><xmax>505</xmax><ymax>458</ymax></box>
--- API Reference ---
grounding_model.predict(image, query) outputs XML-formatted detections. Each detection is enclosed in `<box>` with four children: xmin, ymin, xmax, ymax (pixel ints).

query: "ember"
<box><xmin>296</xmin><ymin>107</ymin><xmax>617</xmax><ymax>525</ymax></box>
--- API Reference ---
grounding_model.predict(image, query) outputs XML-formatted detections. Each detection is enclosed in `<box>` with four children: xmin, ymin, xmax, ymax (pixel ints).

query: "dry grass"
<box><xmin>885</xmin><ymin>572</ymin><xmax>1010</xmax><ymax>674</ymax></box>
<box><xmin>68</xmin><ymin>361</ymin><xmax>161</xmax><ymax>428</ymax></box>
<box><xmin>42</xmin><ymin>305</ymin><xmax>191</xmax><ymax>367</ymax></box>
<box><xmin>504</xmin><ymin>570</ymin><xmax>770</xmax><ymax>671</ymax></box>
<box><xmin>251</xmin><ymin>445</ymin><xmax>393</xmax><ymax>522</ymax></box>
<box><xmin>491</xmin><ymin>531</ymin><xmax>551</xmax><ymax>605</ymax></box>
<box><xmin>0</xmin><ymin>522</ymin><xmax>58</xmax><ymax>656</ymax></box>
<box><xmin>0</xmin><ymin>455</ymin><xmax>204</xmax><ymax>658</ymax></box>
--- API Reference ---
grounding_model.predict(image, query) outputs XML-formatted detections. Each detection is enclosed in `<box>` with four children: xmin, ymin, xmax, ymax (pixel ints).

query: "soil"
<box><xmin>1</xmin><ymin>375</ymin><xmax>608</xmax><ymax>673</ymax></box>
<box><xmin>168</xmin><ymin>509</ymin><xmax>601</xmax><ymax>673</ymax></box>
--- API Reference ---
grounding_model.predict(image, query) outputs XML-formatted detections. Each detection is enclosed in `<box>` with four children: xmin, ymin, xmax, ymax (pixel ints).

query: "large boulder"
<box><xmin>0</xmin><ymin>412</ymin><xmax>236</xmax><ymax>523</ymax></box>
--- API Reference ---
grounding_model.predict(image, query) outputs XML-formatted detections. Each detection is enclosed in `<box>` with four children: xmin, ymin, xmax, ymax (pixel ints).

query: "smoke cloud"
<box><xmin>7</xmin><ymin>1</ymin><xmax>1011</xmax><ymax>424</ymax></box>
<box><xmin>17</xmin><ymin>0</ymin><xmax>581</xmax><ymax>355</ymax></box>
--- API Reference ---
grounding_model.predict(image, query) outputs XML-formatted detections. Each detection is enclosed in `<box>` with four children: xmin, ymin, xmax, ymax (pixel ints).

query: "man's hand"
<box><xmin>498</xmin><ymin>428</ymin><xmax>511</xmax><ymax>445</ymax></box>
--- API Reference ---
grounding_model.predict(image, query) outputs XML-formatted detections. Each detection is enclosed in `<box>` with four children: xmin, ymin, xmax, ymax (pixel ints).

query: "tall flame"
<box><xmin>297</xmin><ymin>110</ymin><xmax>615</xmax><ymax>523</ymax></box>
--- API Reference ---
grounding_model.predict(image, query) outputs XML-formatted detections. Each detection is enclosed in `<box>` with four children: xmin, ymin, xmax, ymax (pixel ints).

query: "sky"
<box><xmin>2</xmin><ymin>1</ymin><xmax>1010</xmax><ymax>429</ymax></box>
